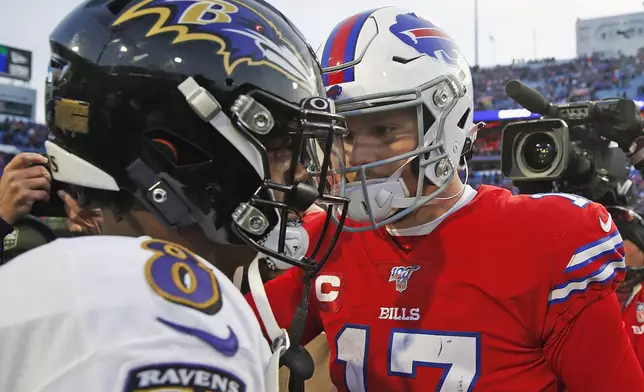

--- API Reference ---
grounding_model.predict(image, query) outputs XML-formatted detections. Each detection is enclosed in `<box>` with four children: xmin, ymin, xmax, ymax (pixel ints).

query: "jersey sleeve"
<box><xmin>536</xmin><ymin>199</ymin><xmax>643</xmax><ymax>389</ymax></box>
<box><xmin>544</xmin><ymin>200</ymin><xmax>625</xmax><ymax>326</ymax></box>
<box><xmin>544</xmin><ymin>293</ymin><xmax>644</xmax><ymax>390</ymax></box>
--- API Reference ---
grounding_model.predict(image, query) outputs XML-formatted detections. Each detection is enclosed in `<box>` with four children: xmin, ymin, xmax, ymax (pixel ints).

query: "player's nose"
<box><xmin>348</xmin><ymin>138</ymin><xmax>379</xmax><ymax>168</ymax></box>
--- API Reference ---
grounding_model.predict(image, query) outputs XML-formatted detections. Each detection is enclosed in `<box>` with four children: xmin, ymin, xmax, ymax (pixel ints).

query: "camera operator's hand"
<box><xmin>57</xmin><ymin>190</ymin><xmax>103</xmax><ymax>234</ymax></box>
<box><xmin>0</xmin><ymin>153</ymin><xmax>51</xmax><ymax>225</ymax></box>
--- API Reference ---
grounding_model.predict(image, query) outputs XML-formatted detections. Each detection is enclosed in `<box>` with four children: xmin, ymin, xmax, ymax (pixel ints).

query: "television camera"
<box><xmin>500</xmin><ymin>80</ymin><xmax>644</xmax><ymax>206</ymax></box>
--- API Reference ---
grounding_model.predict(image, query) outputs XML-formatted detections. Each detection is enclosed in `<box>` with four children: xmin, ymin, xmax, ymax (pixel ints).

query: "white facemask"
<box><xmin>336</xmin><ymin>162</ymin><xmax>416</xmax><ymax>223</ymax></box>
<box><xmin>256</xmin><ymin>221</ymin><xmax>309</xmax><ymax>270</ymax></box>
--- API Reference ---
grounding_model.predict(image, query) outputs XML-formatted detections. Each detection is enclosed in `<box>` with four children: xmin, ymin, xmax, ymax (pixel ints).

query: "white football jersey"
<box><xmin>0</xmin><ymin>235</ymin><xmax>271</xmax><ymax>392</ymax></box>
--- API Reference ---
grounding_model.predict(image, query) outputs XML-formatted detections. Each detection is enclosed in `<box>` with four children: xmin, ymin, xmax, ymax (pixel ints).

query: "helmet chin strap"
<box><xmin>245</xmin><ymin>255</ymin><xmax>291</xmax><ymax>391</ymax></box>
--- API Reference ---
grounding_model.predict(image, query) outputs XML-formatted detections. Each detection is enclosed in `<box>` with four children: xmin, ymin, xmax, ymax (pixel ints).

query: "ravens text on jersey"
<box><xmin>122</xmin><ymin>362</ymin><xmax>247</xmax><ymax>392</ymax></box>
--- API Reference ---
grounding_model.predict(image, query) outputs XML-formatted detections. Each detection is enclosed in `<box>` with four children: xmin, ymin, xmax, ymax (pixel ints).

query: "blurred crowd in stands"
<box><xmin>473</xmin><ymin>131</ymin><xmax>501</xmax><ymax>157</ymax></box>
<box><xmin>0</xmin><ymin>119</ymin><xmax>48</xmax><ymax>149</ymax></box>
<box><xmin>0</xmin><ymin>119</ymin><xmax>48</xmax><ymax>175</ymax></box>
<box><xmin>473</xmin><ymin>51</ymin><xmax>644</xmax><ymax>110</ymax></box>
<box><xmin>2</xmin><ymin>52</ymin><xmax>644</xmax><ymax>207</ymax></box>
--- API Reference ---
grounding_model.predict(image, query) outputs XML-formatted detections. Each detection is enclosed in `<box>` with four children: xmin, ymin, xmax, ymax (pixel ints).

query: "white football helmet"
<box><xmin>311</xmin><ymin>7</ymin><xmax>476</xmax><ymax>231</ymax></box>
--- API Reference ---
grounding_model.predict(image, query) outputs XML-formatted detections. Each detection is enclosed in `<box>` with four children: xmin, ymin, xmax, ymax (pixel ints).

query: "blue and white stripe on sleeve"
<box><xmin>548</xmin><ymin>230</ymin><xmax>625</xmax><ymax>305</ymax></box>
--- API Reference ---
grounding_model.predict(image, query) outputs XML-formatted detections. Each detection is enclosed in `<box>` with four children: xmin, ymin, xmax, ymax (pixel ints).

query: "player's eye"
<box><xmin>373</xmin><ymin>126</ymin><xmax>396</xmax><ymax>136</ymax></box>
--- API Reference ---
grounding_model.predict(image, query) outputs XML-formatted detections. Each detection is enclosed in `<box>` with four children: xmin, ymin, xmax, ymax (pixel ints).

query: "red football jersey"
<box><xmin>247</xmin><ymin>186</ymin><xmax>644</xmax><ymax>391</ymax></box>
<box><xmin>622</xmin><ymin>284</ymin><xmax>644</xmax><ymax>371</ymax></box>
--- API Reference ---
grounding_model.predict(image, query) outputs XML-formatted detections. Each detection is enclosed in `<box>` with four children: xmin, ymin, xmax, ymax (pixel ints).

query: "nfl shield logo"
<box><xmin>637</xmin><ymin>302</ymin><xmax>644</xmax><ymax>324</ymax></box>
<box><xmin>389</xmin><ymin>265</ymin><xmax>420</xmax><ymax>293</ymax></box>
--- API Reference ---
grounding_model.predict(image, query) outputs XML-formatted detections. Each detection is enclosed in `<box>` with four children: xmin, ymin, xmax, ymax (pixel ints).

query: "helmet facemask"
<box><xmin>208</xmin><ymin>84</ymin><xmax>350</xmax><ymax>272</ymax></box>
<box><xmin>310</xmin><ymin>73</ymin><xmax>471</xmax><ymax>232</ymax></box>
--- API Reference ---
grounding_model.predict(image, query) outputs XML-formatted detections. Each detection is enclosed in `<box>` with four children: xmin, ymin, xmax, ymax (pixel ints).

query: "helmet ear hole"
<box><xmin>421</xmin><ymin>105</ymin><xmax>435</xmax><ymax>162</ymax></box>
<box><xmin>151</xmin><ymin>138</ymin><xmax>178</xmax><ymax>164</ymax></box>
<box><xmin>141</xmin><ymin>129</ymin><xmax>211</xmax><ymax>168</ymax></box>
<box><xmin>457</xmin><ymin>107</ymin><xmax>471</xmax><ymax>129</ymax></box>
<box><xmin>422</xmin><ymin>105</ymin><xmax>435</xmax><ymax>134</ymax></box>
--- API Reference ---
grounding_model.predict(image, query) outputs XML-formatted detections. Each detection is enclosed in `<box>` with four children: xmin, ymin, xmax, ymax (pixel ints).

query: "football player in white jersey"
<box><xmin>0</xmin><ymin>0</ymin><xmax>349</xmax><ymax>391</ymax></box>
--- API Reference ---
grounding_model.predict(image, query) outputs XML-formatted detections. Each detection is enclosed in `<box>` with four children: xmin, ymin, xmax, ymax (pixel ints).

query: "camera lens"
<box><xmin>521</xmin><ymin>132</ymin><xmax>558</xmax><ymax>172</ymax></box>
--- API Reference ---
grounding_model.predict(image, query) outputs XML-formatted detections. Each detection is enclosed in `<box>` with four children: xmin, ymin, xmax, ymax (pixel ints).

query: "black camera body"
<box><xmin>27</xmin><ymin>154</ymin><xmax>67</xmax><ymax>218</ymax></box>
<box><xmin>501</xmin><ymin>118</ymin><xmax>571</xmax><ymax>181</ymax></box>
<box><xmin>500</xmin><ymin>81</ymin><xmax>643</xmax><ymax>206</ymax></box>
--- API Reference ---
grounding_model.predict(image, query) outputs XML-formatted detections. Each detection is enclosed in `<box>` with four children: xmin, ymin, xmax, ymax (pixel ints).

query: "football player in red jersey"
<box><xmin>611</xmin><ymin>206</ymin><xmax>644</xmax><ymax>371</ymax></box>
<box><xmin>244</xmin><ymin>7</ymin><xmax>644</xmax><ymax>392</ymax></box>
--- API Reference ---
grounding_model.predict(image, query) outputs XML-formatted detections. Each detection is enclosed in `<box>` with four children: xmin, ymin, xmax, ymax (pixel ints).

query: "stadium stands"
<box><xmin>473</xmin><ymin>52</ymin><xmax>644</xmax><ymax>111</ymax></box>
<box><xmin>0</xmin><ymin>118</ymin><xmax>47</xmax><ymax>175</ymax></box>
<box><xmin>0</xmin><ymin>118</ymin><xmax>47</xmax><ymax>149</ymax></box>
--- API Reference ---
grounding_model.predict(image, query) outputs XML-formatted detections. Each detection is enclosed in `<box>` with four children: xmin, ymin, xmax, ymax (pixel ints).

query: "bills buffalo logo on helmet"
<box><xmin>113</xmin><ymin>0</ymin><xmax>316</xmax><ymax>91</ymax></box>
<box><xmin>389</xmin><ymin>12</ymin><xmax>463</xmax><ymax>67</ymax></box>
<box><xmin>326</xmin><ymin>84</ymin><xmax>342</xmax><ymax>100</ymax></box>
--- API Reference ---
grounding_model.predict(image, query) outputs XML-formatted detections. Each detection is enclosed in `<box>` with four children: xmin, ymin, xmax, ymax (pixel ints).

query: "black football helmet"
<box><xmin>44</xmin><ymin>0</ymin><xmax>349</xmax><ymax>270</ymax></box>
